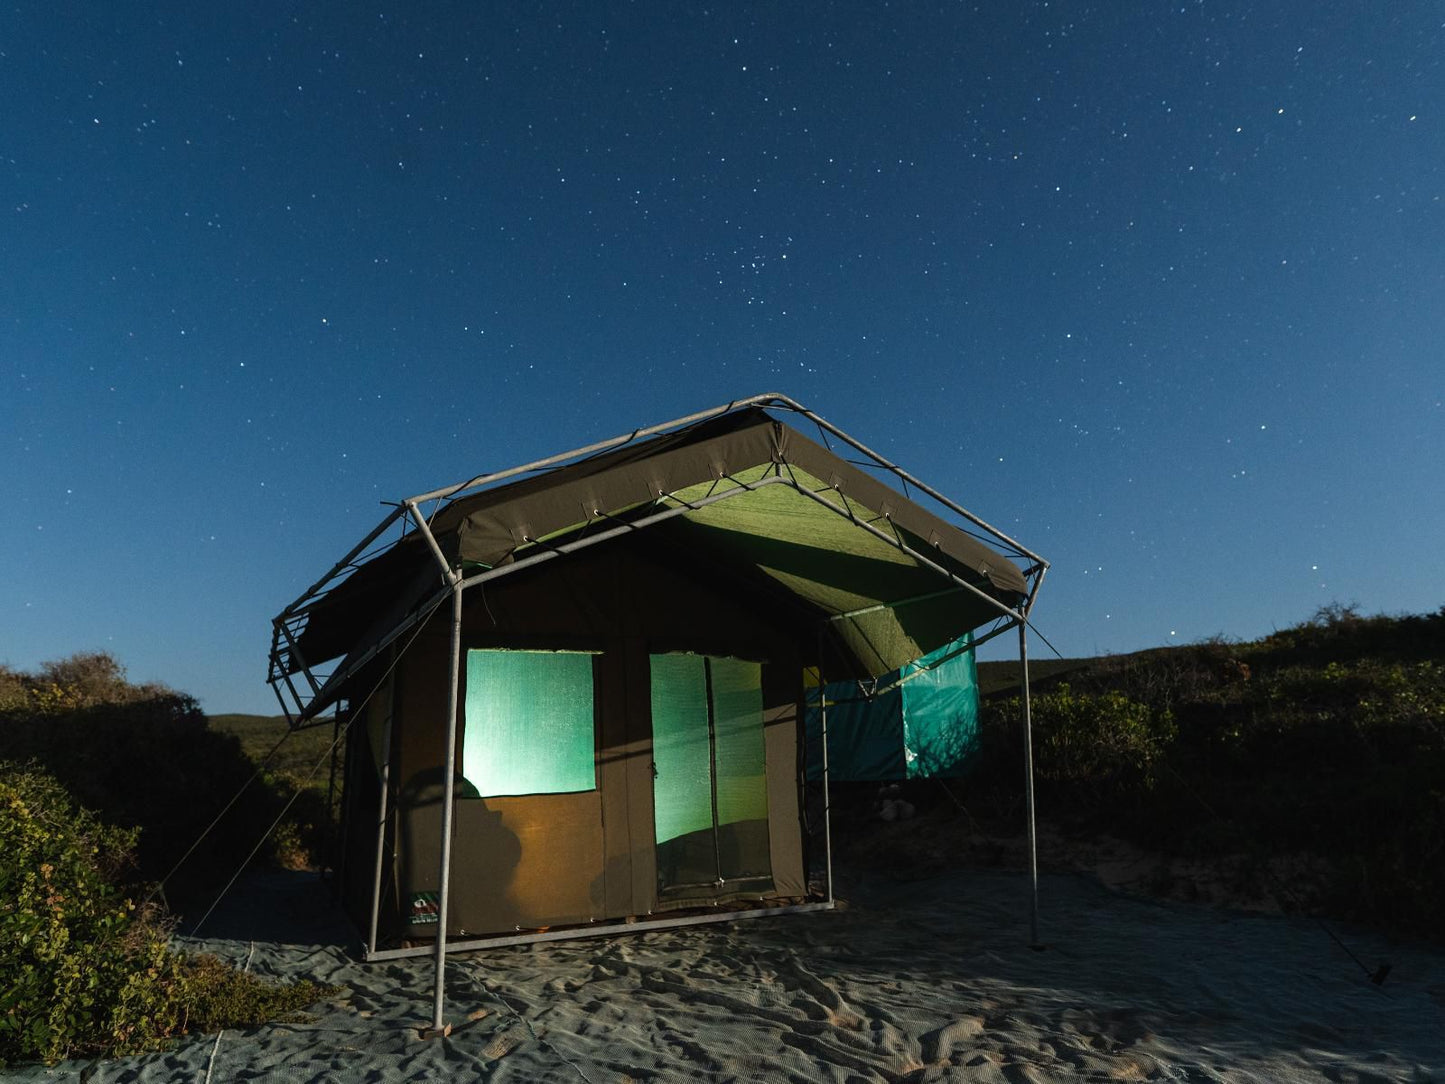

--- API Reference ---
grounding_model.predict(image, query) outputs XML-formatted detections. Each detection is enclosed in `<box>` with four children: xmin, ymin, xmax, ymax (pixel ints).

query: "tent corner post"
<box><xmin>1018</xmin><ymin>619</ymin><xmax>1042</xmax><ymax>950</ymax></box>
<box><xmin>815</xmin><ymin>628</ymin><xmax>834</xmax><ymax>907</ymax></box>
<box><xmin>430</xmin><ymin>577</ymin><xmax>464</xmax><ymax>1035</ymax></box>
<box><xmin>366</xmin><ymin>648</ymin><xmax>398</xmax><ymax>958</ymax></box>
<box><xmin>322</xmin><ymin>708</ymin><xmax>342</xmax><ymax>881</ymax></box>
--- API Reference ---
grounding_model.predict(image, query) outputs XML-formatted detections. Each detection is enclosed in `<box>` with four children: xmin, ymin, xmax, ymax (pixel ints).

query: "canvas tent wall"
<box><xmin>268</xmin><ymin>393</ymin><xmax>1047</xmax><ymax>1033</ymax></box>
<box><xmin>335</xmin><ymin>538</ymin><xmax>812</xmax><ymax>947</ymax></box>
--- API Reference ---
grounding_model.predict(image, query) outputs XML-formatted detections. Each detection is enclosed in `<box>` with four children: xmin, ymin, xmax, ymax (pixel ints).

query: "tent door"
<box><xmin>650</xmin><ymin>654</ymin><xmax>772</xmax><ymax>895</ymax></box>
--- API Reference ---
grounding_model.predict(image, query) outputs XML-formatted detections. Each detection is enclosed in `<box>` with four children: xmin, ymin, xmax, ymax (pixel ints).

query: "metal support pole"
<box><xmin>1019</xmin><ymin>620</ymin><xmax>1041</xmax><ymax>949</ymax></box>
<box><xmin>323</xmin><ymin>708</ymin><xmax>342</xmax><ymax>880</ymax></box>
<box><xmin>703</xmin><ymin>660</ymin><xmax>724</xmax><ymax>885</ymax></box>
<box><xmin>366</xmin><ymin>661</ymin><xmax>397</xmax><ymax>957</ymax></box>
<box><xmin>333</xmin><ymin>715</ymin><xmax>353</xmax><ymax>898</ymax></box>
<box><xmin>819</xmin><ymin>654</ymin><xmax>834</xmax><ymax>906</ymax></box>
<box><xmin>429</xmin><ymin>579</ymin><xmax>464</xmax><ymax>1035</ymax></box>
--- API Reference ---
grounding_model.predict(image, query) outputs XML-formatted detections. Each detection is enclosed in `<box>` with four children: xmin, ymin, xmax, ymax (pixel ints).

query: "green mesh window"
<box><xmin>650</xmin><ymin>654</ymin><xmax>768</xmax><ymax>845</ymax></box>
<box><xmin>462</xmin><ymin>650</ymin><xmax>597</xmax><ymax>797</ymax></box>
<box><xmin>709</xmin><ymin>657</ymin><xmax>767</xmax><ymax>829</ymax></box>
<box><xmin>650</xmin><ymin>654</ymin><xmax>713</xmax><ymax>845</ymax></box>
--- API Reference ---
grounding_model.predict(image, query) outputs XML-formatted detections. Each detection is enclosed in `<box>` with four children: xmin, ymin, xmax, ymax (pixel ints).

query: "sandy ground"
<box><xmin>7</xmin><ymin>866</ymin><xmax>1443</xmax><ymax>1083</ymax></box>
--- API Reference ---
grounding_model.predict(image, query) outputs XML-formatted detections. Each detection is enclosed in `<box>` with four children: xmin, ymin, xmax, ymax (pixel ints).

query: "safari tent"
<box><xmin>267</xmin><ymin>393</ymin><xmax>1047</xmax><ymax>1032</ymax></box>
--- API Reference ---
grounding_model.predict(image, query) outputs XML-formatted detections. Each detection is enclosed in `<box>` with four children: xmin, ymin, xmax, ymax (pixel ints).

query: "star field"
<box><xmin>2</xmin><ymin>2</ymin><xmax>1441</xmax><ymax>710</ymax></box>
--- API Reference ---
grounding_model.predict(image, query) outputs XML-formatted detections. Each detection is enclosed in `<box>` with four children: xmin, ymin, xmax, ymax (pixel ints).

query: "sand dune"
<box><xmin>9</xmin><ymin>867</ymin><xmax>1442</xmax><ymax>1082</ymax></box>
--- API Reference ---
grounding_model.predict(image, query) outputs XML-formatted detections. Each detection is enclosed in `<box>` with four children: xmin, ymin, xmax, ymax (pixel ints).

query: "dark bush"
<box><xmin>0</xmin><ymin>765</ymin><xmax>184</xmax><ymax>1065</ymax></box>
<box><xmin>974</xmin><ymin>605</ymin><xmax>1445</xmax><ymax>940</ymax></box>
<box><xmin>1253</xmin><ymin>603</ymin><xmax>1445</xmax><ymax>668</ymax></box>
<box><xmin>178</xmin><ymin>953</ymin><xmax>335</xmax><ymax>1033</ymax></box>
<box><xmin>0</xmin><ymin>763</ymin><xmax>338</xmax><ymax>1066</ymax></box>
<box><xmin>991</xmin><ymin>684</ymin><xmax>1176</xmax><ymax>795</ymax></box>
<box><xmin>0</xmin><ymin>654</ymin><xmax>329</xmax><ymax>904</ymax></box>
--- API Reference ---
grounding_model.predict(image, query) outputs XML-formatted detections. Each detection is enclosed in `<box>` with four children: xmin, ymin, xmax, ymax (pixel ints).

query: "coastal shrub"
<box><xmin>974</xmin><ymin>606</ymin><xmax>1445</xmax><ymax>939</ymax></box>
<box><xmin>0</xmin><ymin>666</ymin><xmax>27</xmax><ymax>713</ymax></box>
<box><xmin>0</xmin><ymin>764</ymin><xmax>184</xmax><ymax>1065</ymax></box>
<box><xmin>987</xmin><ymin>684</ymin><xmax>1176</xmax><ymax>798</ymax></box>
<box><xmin>0</xmin><ymin>654</ymin><xmax>330</xmax><ymax>902</ymax></box>
<box><xmin>0</xmin><ymin>763</ymin><xmax>338</xmax><ymax>1066</ymax></box>
<box><xmin>178</xmin><ymin>953</ymin><xmax>335</xmax><ymax>1032</ymax></box>
<box><xmin>1253</xmin><ymin>603</ymin><xmax>1445</xmax><ymax>668</ymax></box>
<box><xmin>260</xmin><ymin>769</ymin><xmax>334</xmax><ymax>872</ymax></box>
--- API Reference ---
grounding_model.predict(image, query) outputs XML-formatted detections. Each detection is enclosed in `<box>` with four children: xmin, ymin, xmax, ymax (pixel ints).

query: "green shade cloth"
<box><xmin>806</xmin><ymin>634</ymin><xmax>979</xmax><ymax>782</ymax></box>
<box><xmin>806</xmin><ymin>686</ymin><xmax>907</xmax><ymax>782</ymax></box>
<box><xmin>899</xmin><ymin>640</ymin><xmax>980</xmax><ymax>778</ymax></box>
<box><xmin>462</xmin><ymin>650</ymin><xmax>597</xmax><ymax>797</ymax></box>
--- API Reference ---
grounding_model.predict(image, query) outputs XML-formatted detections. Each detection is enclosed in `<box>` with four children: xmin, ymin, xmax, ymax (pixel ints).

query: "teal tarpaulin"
<box><xmin>805</xmin><ymin>634</ymin><xmax>979</xmax><ymax>782</ymax></box>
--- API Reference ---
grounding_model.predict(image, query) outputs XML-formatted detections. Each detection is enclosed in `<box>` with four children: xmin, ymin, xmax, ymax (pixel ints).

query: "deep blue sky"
<box><xmin>3</xmin><ymin>3</ymin><xmax>1441</xmax><ymax>713</ymax></box>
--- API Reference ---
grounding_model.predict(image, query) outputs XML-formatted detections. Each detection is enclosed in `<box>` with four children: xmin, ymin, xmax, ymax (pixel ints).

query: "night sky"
<box><xmin>3</xmin><ymin>3</ymin><xmax>1441</xmax><ymax>713</ymax></box>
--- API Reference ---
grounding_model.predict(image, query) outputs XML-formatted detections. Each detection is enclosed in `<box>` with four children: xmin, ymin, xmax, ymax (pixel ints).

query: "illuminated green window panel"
<box><xmin>650</xmin><ymin>654</ymin><xmax>768</xmax><ymax>846</ymax></box>
<box><xmin>650</xmin><ymin>653</ymin><xmax>713</xmax><ymax>846</ymax></box>
<box><xmin>709</xmin><ymin>657</ymin><xmax>768</xmax><ymax>828</ymax></box>
<box><xmin>462</xmin><ymin>650</ymin><xmax>597</xmax><ymax>797</ymax></box>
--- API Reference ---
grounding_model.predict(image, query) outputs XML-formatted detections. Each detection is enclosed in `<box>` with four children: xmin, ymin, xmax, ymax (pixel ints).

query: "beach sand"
<box><xmin>8</xmin><ymin>865</ymin><xmax>1442</xmax><ymax>1082</ymax></box>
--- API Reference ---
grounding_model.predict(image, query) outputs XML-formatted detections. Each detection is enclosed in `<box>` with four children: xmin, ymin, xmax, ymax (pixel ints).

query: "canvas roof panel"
<box><xmin>281</xmin><ymin>402</ymin><xmax>1036</xmax><ymax>718</ymax></box>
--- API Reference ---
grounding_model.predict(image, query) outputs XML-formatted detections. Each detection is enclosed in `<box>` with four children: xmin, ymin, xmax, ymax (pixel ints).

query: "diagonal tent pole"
<box><xmin>768</xmin><ymin>393</ymin><xmax>1045</xmax><ymax>568</ymax></box>
<box><xmin>428</xmin><ymin>577</ymin><xmax>464</xmax><ymax>1036</ymax></box>
<box><xmin>268</xmin><ymin>503</ymin><xmax>410</xmax><ymax>720</ymax></box>
<box><xmin>366</xmin><ymin>656</ymin><xmax>397</xmax><ymax>957</ymax></box>
<box><xmin>400</xmin><ymin>497</ymin><xmax>468</xmax><ymax>1038</ymax></box>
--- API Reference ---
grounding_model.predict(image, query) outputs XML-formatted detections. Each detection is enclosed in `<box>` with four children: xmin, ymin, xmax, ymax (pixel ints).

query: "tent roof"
<box><xmin>273</xmin><ymin>400</ymin><xmax>1040</xmax><ymax>720</ymax></box>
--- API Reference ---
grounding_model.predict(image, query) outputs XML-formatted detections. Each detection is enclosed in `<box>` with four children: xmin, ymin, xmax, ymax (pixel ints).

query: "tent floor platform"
<box><xmin>365</xmin><ymin>898</ymin><xmax>836</xmax><ymax>961</ymax></box>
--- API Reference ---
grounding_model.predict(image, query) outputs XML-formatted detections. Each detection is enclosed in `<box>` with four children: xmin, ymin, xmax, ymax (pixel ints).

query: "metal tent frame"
<box><xmin>267</xmin><ymin>393</ymin><xmax>1048</xmax><ymax>1035</ymax></box>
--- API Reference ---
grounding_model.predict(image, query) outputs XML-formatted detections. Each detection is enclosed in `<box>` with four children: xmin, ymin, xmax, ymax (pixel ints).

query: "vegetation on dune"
<box><xmin>208</xmin><ymin>712</ymin><xmax>338</xmax><ymax>785</ymax></box>
<box><xmin>969</xmin><ymin>604</ymin><xmax>1445</xmax><ymax>940</ymax></box>
<box><xmin>4</xmin><ymin>605</ymin><xmax>1439</xmax><ymax>1062</ymax></box>
<box><xmin>0</xmin><ymin>764</ymin><xmax>335</xmax><ymax>1067</ymax></box>
<box><xmin>0</xmin><ymin>654</ymin><xmax>331</xmax><ymax>891</ymax></box>
<box><xmin>0</xmin><ymin>654</ymin><xmax>339</xmax><ymax>1066</ymax></box>
<box><xmin>0</xmin><ymin>766</ymin><xmax>178</xmax><ymax>1065</ymax></box>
